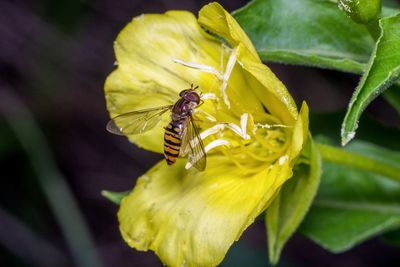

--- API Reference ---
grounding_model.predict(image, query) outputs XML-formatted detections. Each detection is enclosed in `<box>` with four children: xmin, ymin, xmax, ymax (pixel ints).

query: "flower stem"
<box><xmin>317</xmin><ymin>143</ymin><xmax>400</xmax><ymax>182</ymax></box>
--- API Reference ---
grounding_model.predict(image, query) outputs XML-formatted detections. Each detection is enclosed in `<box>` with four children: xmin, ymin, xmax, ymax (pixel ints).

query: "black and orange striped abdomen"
<box><xmin>164</xmin><ymin>122</ymin><xmax>183</xmax><ymax>165</ymax></box>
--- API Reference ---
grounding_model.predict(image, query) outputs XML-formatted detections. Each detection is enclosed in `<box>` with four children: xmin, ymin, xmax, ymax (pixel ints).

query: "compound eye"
<box><xmin>186</xmin><ymin>92</ymin><xmax>200</xmax><ymax>103</ymax></box>
<box><xmin>179</xmin><ymin>89</ymin><xmax>189</xmax><ymax>97</ymax></box>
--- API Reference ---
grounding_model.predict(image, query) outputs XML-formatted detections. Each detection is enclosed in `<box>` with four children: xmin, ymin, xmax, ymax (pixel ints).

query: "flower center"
<box><xmin>196</xmin><ymin>113</ymin><xmax>289</xmax><ymax>173</ymax></box>
<box><xmin>174</xmin><ymin>46</ymin><xmax>290</xmax><ymax>173</ymax></box>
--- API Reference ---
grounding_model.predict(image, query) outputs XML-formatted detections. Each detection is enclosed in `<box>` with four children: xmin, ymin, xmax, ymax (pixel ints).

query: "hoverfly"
<box><xmin>106</xmin><ymin>84</ymin><xmax>206</xmax><ymax>171</ymax></box>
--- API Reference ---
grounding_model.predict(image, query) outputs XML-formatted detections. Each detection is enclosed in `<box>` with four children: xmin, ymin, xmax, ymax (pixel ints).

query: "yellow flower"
<box><xmin>104</xmin><ymin>2</ymin><xmax>309</xmax><ymax>267</ymax></box>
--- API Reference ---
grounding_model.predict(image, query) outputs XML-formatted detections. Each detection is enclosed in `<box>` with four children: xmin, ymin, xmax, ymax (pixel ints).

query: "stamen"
<box><xmin>226</xmin><ymin>123</ymin><xmax>250</xmax><ymax>140</ymax></box>
<box><xmin>220</xmin><ymin>48</ymin><xmax>237</xmax><ymax>109</ymax></box>
<box><xmin>200</xmin><ymin>93</ymin><xmax>218</xmax><ymax>101</ymax></box>
<box><xmin>200</xmin><ymin>124</ymin><xmax>226</xmax><ymax>140</ymax></box>
<box><xmin>236</xmin><ymin>142</ymin><xmax>278</xmax><ymax>162</ymax></box>
<box><xmin>254</xmin><ymin>130</ymin><xmax>288</xmax><ymax>153</ymax></box>
<box><xmin>173</xmin><ymin>47</ymin><xmax>236</xmax><ymax>110</ymax></box>
<box><xmin>278</xmin><ymin>155</ymin><xmax>288</xmax><ymax>165</ymax></box>
<box><xmin>205</xmin><ymin>139</ymin><xmax>230</xmax><ymax>153</ymax></box>
<box><xmin>185</xmin><ymin>124</ymin><xmax>225</xmax><ymax>152</ymax></box>
<box><xmin>185</xmin><ymin>139</ymin><xmax>230</xmax><ymax>169</ymax></box>
<box><xmin>222</xmin><ymin>148</ymin><xmax>268</xmax><ymax>174</ymax></box>
<box><xmin>199</xmin><ymin>113</ymin><xmax>250</xmax><ymax>141</ymax></box>
<box><xmin>185</xmin><ymin>113</ymin><xmax>251</xmax><ymax>169</ymax></box>
<box><xmin>172</xmin><ymin>58</ymin><xmax>223</xmax><ymax>80</ymax></box>
<box><xmin>240</xmin><ymin>113</ymin><xmax>249</xmax><ymax>140</ymax></box>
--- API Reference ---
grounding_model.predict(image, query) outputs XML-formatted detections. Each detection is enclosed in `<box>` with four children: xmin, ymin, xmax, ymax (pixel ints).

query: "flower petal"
<box><xmin>118</xmin><ymin>157</ymin><xmax>292</xmax><ymax>267</ymax></box>
<box><xmin>238</xmin><ymin>49</ymin><xmax>299</xmax><ymax>124</ymax></box>
<box><xmin>288</xmin><ymin>102</ymin><xmax>309</xmax><ymax>162</ymax></box>
<box><xmin>105</xmin><ymin>10</ymin><xmax>223</xmax><ymax>152</ymax></box>
<box><xmin>198</xmin><ymin>3</ymin><xmax>299</xmax><ymax>124</ymax></box>
<box><xmin>198</xmin><ymin>2</ymin><xmax>259</xmax><ymax>61</ymax></box>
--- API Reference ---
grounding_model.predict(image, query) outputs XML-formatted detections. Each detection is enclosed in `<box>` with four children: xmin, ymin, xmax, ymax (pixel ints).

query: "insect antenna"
<box><xmin>189</xmin><ymin>83</ymin><xmax>199</xmax><ymax>90</ymax></box>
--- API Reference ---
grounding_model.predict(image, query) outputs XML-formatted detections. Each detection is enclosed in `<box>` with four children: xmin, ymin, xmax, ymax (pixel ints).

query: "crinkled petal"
<box><xmin>118</xmin><ymin>157</ymin><xmax>292</xmax><ymax>267</ymax></box>
<box><xmin>105</xmin><ymin>11</ymin><xmax>223</xmax><ymax>152</ymax></box>
<box><xmin>198</xmin><ymin>2</ymin><xmax>259</xmax><ymax>61</ymax></box>
<box><xmin>198</xmin><ymin>3</ymin><xmax>298</xmax><ymax>124</ymax></box>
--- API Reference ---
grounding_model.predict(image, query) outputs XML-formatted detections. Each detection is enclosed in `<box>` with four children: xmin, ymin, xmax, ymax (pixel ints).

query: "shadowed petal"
<box><xmin>118</xmin><ymin>157</ymin><xmax>292</xmax><ymax>267</ymax></box>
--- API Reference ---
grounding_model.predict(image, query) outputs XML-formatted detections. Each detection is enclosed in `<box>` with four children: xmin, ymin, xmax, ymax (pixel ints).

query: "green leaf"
<box><xmin>383</xmin><ymin>0</ymin><xmax>400</xmax><ymax>8</ymax></box>
<box><xmin>300</xmin><ymin>140</ymin><xmax>400</xmax><ymax>252</ymax></box>
<box><xmin>233</xmin><ymin>0</ymin><xmax>400</xmax><ymax>115</ymax></box>
<box><xmin>342</xmin><ymin>14</ymin><xmax>400</xmax><ymax>145</ymax></box>
<box><xmin>233</xmin><ymin>0</ymin><xmax>399</xmax><ymax>73</ymax></box>
<box><xmin>266</xmin><ymin>139</ymin><xmax>321</xmax><ymax>264</ymax></box>
<box><xmin>317</xmin><ymin>142</ymin><xmax>400</xmax><ymax>182</ymax></box>
<box><xmin>310</xmin><ymin>111</ymin><xmax>400</xmax><ymax>150</ymax></box>
<box><xmin>346</xmin><ymin>141</ymin><xmax>400</xmax><ymax>168</ymax></box>
<box><xmin>233</xmin><ymin>0</ymin><xmax>374</xmax><ymax>73</ymax></box>
<box><xmin>101</xmin><ymin>190</ymin><xmax>129</xmax><ymax>205</ymax></box>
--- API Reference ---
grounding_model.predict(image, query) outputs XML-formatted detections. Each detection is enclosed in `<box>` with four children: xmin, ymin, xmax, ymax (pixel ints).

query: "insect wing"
<box><xmin>181</xmin><ymin>117</ymin><xmax>206</xmax><ymax>171</ymax></box>
<box><xmin>106</xmin><ymin>105</ymin><xmax>172</xmax><ymax>135</ymax></box>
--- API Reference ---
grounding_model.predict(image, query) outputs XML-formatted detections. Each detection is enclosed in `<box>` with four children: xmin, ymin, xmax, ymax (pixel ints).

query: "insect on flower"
<box><xmin>106</xmin><ymin>84</ymin><xmax>206</xmax><ymax>171</ymax></box>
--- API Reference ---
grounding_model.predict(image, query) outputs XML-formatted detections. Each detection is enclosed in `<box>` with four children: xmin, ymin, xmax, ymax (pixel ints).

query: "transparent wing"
<box><xmin>181</xmin><ymin>116</ymin><xmax>206</xmax><ymax>171</ymax></box>
<box><xmin>106</xmin><ymin>105</ymin><xmax>172</xmax><ymax>135</ymax></box>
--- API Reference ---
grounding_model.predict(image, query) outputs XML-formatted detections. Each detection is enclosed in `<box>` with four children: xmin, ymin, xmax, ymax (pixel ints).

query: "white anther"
<box><xmin>200</xmin><ymin>124</ymin><xmax>226</xmax><ymax>140</ymax></box>
<box><xmin>226</xmin><ymin>123</ymin><xmax>246</xmax><ymax>138</ymax></box>
<box><xmin>205</xmin><ymin>139</ymin><xmax>230</xmax><ymax>153</ymax></box>
<box><xmin>200</xmin><ymin>93</ymin><xmax>218</xmax><ymax>101</ymax></box>
<box><xmin>172</xmin><ymin>58</ymin><xmax>223</xmax><ymax>80</ymax></box>
<box><xmin>229</xmin><ymin>123</ymin><xmax>250</xmax><ymax>139</ymax></box>
<box><xmin>185</xmin><ymin>114</ymin><xmax>249</xmax><ymax>170</ymax></box>
<box><xmin>240</xmin><ymin>113</ymin><xmax>249</xmax><ymax>139</ymax></box>
<box><xmin>185</xmin><ymin>139</ymin><xmax>230</xmax><ymax>169</ymax></box>
<box><xmin>220</xmin><ymin>48</ymin><xmax>237</xmax><ymax>109</ymax></box>
<box><xmin>173</xmin><ymin>47</ymin><xmax>237</xmax><ymax>110</ymax></box>
<box><xmin>278</xmin><ymin>155</ymin><xmax>288</xmax><ymax>165</ymax></box>
<box><xmin>199</xmin><ymin>113</ymin><xmax>250</xmax><ymax>141</ymax></box>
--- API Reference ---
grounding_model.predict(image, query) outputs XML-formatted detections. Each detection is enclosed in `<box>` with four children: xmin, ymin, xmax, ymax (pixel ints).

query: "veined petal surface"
<box><xmin>119</xmin><ymin>157</ymin><xmax>292</xmax><ymax>267</ymax></box>
<box><xmin>105</xmin><ymin>11</ymin><xmax>222</xmax><ymax>152</ymax></box>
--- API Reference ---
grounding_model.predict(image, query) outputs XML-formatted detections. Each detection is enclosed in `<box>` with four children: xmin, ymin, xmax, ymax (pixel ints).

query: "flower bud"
<box><xmin>338</xmin><ymin>0</ymin><xmax>381</xmax><ymax>24</ymax></box>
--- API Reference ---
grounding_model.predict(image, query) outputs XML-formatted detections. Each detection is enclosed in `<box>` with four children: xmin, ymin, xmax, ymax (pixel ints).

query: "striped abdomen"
<box><xmin>164</xmin><ymin>121</ymin><xmax>183</xmax><ymax>165</ymax></box>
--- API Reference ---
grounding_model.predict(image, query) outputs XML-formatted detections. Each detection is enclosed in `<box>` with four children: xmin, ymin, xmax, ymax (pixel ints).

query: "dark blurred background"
<box><xmin>1</xmin><ymin>0</ymin><xmax>400</xmax><ymax>267</ymax></box>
